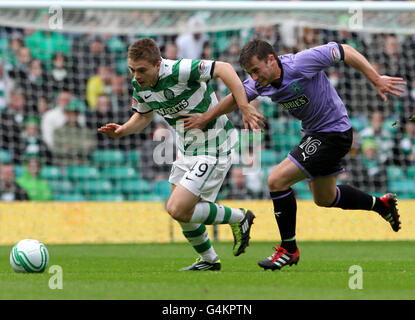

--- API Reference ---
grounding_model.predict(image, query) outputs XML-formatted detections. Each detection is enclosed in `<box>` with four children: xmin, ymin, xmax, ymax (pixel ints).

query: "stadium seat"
<box><xmin>293</xmin><ymin>180</ymin><xmax>308</xmax><ymax>192</ymax></box>
<box><xmin>49</xmin><ymin>179</ymin><xmax>74</xmax><ymax>194</ymax></box>
<box><xmin>65</xmin><ymin>165</ymin><xmax>100</xmax><ymax>180</ymax></box>
<box><xmin>290</xmin><ymin>120</ymin><xmax>302</xmax><ymax>132</ymax></box>
<box><xmin>52</xmin><ymin>193</ymin><xmax>86</xmax><ymax>201</ymax></box>
<box><xmin>269</xmin><ymin>118</ymin><xmax>286</xmax><ymax>134</ymax></box>
<box><xmin>14</xmin><ymin>165</ymin><xmax>23</xmax><ymax>177</ymax></box>
<box><xmin>260</xmin><ymin>149</ymin><xmax>279</xmax><ymax>167</ymax></box>
<box><xmin>0</xmin><ymin>38</ymin><xmax>8</xmax><ymax>53</ymax></box>
<box><xmin>406</xmin><ymin>165</ymin><xmax>415</xmax><ymax>180</ymax></box>
<box><xmin>386</xmin><ymin>165</ymin><xmax>406</xmax><ymax>181</ymax></box>
<box><xmin>127</xmin><ymin>150</ymin><xmax>141</xmax><ymax>164</ymax></box>
<box><xmin>0</xmin><ymin>149</ymin><xmax>11</xmax><ymax>163</ymax></box>
<box><xmin>40</xmin><ymin>166</ymin><xmax>63</xmax><ymax>180</ymax></box>
<box><xmin>297</xmin><ymin>190</ymin><xmax>314</xmax><ymax>200</ymax></box>
<box><xmin>91</xmin><ymin>149</ymin><xmax>125</xmax><ymax>166</ymax></box>
<box><xmin>261</xmin><ymin>101</ymin><xmax>278</xmax><ymax>118</ymax></box>
<box><xmin>383</xmin><ymin>118</ymin><xmax>398</xmax><ymax>134</ymax></box>
<box><xmin>100</xmin><ymin>166</ymin><xmax>139</xmax><ymax>180</ymax></box>
<box><xmin>128</xmin><ymin>194</ymin><xmax>163</xmax><ymax>201</ymax></box>
<box><xmin>388</xmin><ymin>179</ymin><xmax>415</xmax><ymax>198</ymax></box>
<box><xmin>75</xmin><ymin>179</ymin><xmax>113</xmax><ymax>194</ymax></box>
<box><xmin>269</xmin><ymin>118</ymin><xmax>302</xmax><ymax>135</ymax></box>
<box><xmin>115</xmin><ymin>179</ymin><xmax>152</xmax><ymax>194</ymax></box>
<box><xmin>89</xmin><ymin>193</ymin><xmax>124</xmax><ymax>201</ymax></box>
<box><xmin>271</xmin><ymin>133</ymin><xmax>300</xmax><ymax>154</ymax></box>
<box><xmin>349</xmin><ymin>116</ymin><xmax>369</xmax><ymax>132</ymax></box>
<box><xmin>152</xmin><ymin>180</ymin><xmax>171</xmax><ymax>200</ymax></box>
<box><xmin>292</xmin><ymin>180</ymin><xmax>313</xmax><ymax>200</ymax></box>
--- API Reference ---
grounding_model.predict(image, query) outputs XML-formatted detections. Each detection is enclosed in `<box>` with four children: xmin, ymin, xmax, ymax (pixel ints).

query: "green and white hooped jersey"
<box><xmin>131</xmin><ymin>58</ymin><xmax>237</xmax><ymax>157</ymax></box>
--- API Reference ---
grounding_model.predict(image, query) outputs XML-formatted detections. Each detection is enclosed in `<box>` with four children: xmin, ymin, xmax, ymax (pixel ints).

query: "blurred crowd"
<box><xmin>0</xmin><ymin>20</ymin><xmax>414</xmax><ymax>201</ymax></box>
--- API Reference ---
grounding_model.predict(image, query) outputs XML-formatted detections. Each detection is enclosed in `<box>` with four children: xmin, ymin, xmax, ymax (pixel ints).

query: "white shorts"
<box><xmin>169</xmin><ymin>154</ymin><xmax>232</xmax><ymax>202</ymax></box>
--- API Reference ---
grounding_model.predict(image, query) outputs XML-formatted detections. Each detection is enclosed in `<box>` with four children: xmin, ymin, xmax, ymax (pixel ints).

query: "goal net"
<box><xmin>0</xmin><ymin>1</ymin><xmax>414</xmax><ymax>242</ymax></box>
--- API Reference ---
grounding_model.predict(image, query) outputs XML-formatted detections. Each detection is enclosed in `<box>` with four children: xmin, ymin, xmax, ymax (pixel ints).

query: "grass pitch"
<box><xmin>0</xmin><ymin>241</ymin><xmax>414</xmax><ymax>300</ymax></box>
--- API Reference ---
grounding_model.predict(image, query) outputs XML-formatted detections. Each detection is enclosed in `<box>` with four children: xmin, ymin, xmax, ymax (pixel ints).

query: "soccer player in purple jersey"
<box><xmin>182</xmin><ymin>39</ymin><xmax>406</xmax><ymax>271</ymax></box>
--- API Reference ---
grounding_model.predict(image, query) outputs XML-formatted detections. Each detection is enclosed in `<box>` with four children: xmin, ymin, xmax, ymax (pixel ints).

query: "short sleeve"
<box><xmin>294</xmin><ymin>42</ymin><xmax>344</xmax><ymax>79</ymax></box>
<box><xmin>243</xmin><ymin>78</ymin><xmax>259</xmax><ymax>102</ymax></box>
<box><xmin>188</xmin><ymin>59</ymin><xmax>215</xmax><ymax>82</ymax></box>
<box><xmin>131</xmin><ymin>89</ymin><xmax>152</xmax><ymax>114</ymax></box>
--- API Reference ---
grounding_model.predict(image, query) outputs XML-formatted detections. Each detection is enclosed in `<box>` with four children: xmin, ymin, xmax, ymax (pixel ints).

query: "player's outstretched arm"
<box><xmin>182</xmin><ymin>93</ymin><xmax>237</xmax><ymax>130</ymax></box>
<box><xmin>213</xmin><ymin>61</ymin><xmax>265</xmax><ymax>130</ymax></box>
<box><xmin>342</xmin><ymin>44</ymin><xmax>407</xmax><ymax>101</ymax></box>
<box><xmin>183</xmin><ymin>61</ymin><xmax>265</xmax><ymax>130</ymax></box>
<box><xmin>98</xmin><ymin>111</ymin><xmax>153</xmax><ymax>138</ymax></box>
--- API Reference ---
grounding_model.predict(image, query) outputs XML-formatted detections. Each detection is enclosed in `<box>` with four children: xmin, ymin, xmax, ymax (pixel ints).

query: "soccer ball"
<box><xmin>10</xmin><ymin>239</ymin><xmax>49</xmax><ymax>273</ymax></box>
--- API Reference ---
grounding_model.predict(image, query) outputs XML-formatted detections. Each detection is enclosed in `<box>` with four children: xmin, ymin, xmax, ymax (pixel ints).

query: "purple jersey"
<box><xmin>243</xmin><ymin>42</ymin><xmax>351</xmax><ymax>134</ymax></box>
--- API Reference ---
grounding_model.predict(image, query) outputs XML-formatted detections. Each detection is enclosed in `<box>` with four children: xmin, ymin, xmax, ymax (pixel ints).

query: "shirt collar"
<box><xmin>271</xmin><ymin>56</ymin><xmax>284</xmax><ymax>89</ymax></box>
<box><xmin>159</xmin><ymin>58</ymin><xmax>166</xmax><ymax>78</ymax></box>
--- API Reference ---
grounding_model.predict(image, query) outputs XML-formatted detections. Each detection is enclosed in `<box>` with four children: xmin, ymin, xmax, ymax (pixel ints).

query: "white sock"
<box><xmin>179</xmin><ymin>222</ymin><xmax>218</xmax><ymax>263</ymax></box>
<box><xmin>189</xmin><ymin>202</ymin><xmax>244</xmax><ymax>225</ymax></box>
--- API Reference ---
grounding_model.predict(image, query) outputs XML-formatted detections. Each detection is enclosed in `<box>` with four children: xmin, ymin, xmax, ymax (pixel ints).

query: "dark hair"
<box><xmin>239</xmin><ymin>39</ymin><xmax>277</xmax><ymax>67</ymax></box>
<box><xmin>128</xmin><ymin>38</ymin><xmax>161</xmax><ymax>66</ymax></box>
<box><xmin>53</xmin><ymin>52</ymin><xmax>67</xmax><ymax>63</ymax></box>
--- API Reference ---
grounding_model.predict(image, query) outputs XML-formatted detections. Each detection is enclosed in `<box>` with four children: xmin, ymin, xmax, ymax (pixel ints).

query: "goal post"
<box><xmin>1</xmin><ymin>1</ymin><xmax>415</xmax><ymax>34</ymax></box>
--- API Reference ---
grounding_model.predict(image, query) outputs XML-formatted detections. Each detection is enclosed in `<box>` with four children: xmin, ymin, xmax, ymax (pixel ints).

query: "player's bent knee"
<box><xmin>313</xmin><ymin>197</ymin><xmax>334</xmax><ymax>208</ymax></box>
<box><xmin>166</xmin><ymin>202</ymin><xmax>180</xmax><ymax>220</ymax></box>
<box><xmin>166</xmin><ymin>201</ymin><xmax>191</xmax><ymax>222</ymax></box>
<box><xmin>267</xmin><ymin>176</ymin><xmax>289</xmax><ymax>191</ymax></box>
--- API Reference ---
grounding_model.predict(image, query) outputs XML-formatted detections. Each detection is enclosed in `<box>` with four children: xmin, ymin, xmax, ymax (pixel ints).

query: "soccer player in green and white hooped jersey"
<box><xmin>99</xmin><ymin>38</ymin><xmax>263</xmax><ymax>271</ymax></box>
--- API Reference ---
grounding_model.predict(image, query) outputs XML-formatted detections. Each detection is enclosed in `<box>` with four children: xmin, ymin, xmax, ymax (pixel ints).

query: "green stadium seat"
<box><xmin>269</xmin><ymin>118</ymin><xmax>286</xmax><ymax>134</ymax></box>
<box><xmin>152</xmin><ymin>180</ymin><xmax>171</xmax><ymax>200</ymax></box>
<box><xmin>40</xmin><ymin>166</ymin><xmax>62</xmax><ymax>180</ymax></box>
<box><xmin>89</xmin><ymin>193</ymin><xmax>124</xmax><ymax>201</ymax></box>
<box><xmin>0</xmin><ymin>38</ymin><xmax>9</xmax><ymax>52</ymax></box>
<box><xmin>0</xmin><ymin>149</ymin><xmax>11</xmax><ymax>163</ymax></box>
<box><xmin>388</xmin><ymin>179</ymin><xmax>415</xmax><ymax>198</ymax></box>
<box><xmin>209</xmin><ymin>31</ymin><xmax>233</xmax><ymax>53</ymax></box>
<box><xmin>383</xmin><ymin>118</ymin><xmax>398</xmax><ymax>134</ymax></box>
<box><xmin>260</xmin><ymin>149</ymin><xmax>279</xmax><ymax>167</ymax></box>
<box><xmin>293</xmin><ymin>180</ymin><xmax>309</xmax><ymax>192</ymax></box>
<box><xmin>269</xmin><ymin>118</ymin><xmax>301</xmax><ymax>135</ymax></box>
<box><xmin>91</xmin><ymin>149</ymin><xmax>125</xmax><ymax>166</ymax></box>
<box><xmin>65</xmin><ymin>165</ymin><xmax>100</xmax><ymax>180</ymax></box>
<box><xmin>283</xmin><ymin>133</ymin><xmax>302</xmax><ymax>146</ymax></box>
<box><xmin>116</xmin><ymin>179</ymin><xmax>152</xmax><ymax>194</ymax></box>
<box><xmin>261</xmin><ymin>166</ymin><xmax>276</xmax><ymax>186</ymax></box>
<box><xmin>261</xmin><ymin>101</ymin><xmax>277</xmax><ymax>118</ymax></box>
<box><xmin>349</xmin><ymin>116</ymin><xmax>369</xmax><ymax>132</ymax></box>
<box><xmin>297</xmin><ymin>190</ymin><xmax>314</xmax><ymax>200</ymax></box>
<box><xmin>406</xmin><ymin>165</ymin><xmax>415</xmax><ymax>179</ymax></box>
<box><xmin>100</xmin><ymin>166</ymin><xmax>138</xmax><ymax>180</ymax></box>
<box><xmin>386</xmin><ymin>166</ymin><xmax>406</xmax><ymax>181</ymax></box>
<box><xmin>292</xmin><ymin>180</ymin><xmax>313</xmax><ymax>200</ymax></box>
<box><xmin>76</xmin><ymin>179</ymin><xmax>113</xmax><ymax>194</ymax></box>
<box><xmin>289</xmin><ymin>120</ymin><xmax>302</xmax><ymax>132</ymax></box>
<box><xmin>128</xmin><ymin>194</ymin><xmax>163</xmax><ymax>201</ymax></box>
<box><xmin>272</xmin><ymin>133</ymin><xmax>301</xmax><ymax>154</ymax></box>
<box><xmin>14</xmin><ymin>165</ymin><xmax>23</xmax><ymax>177</ymax></box>
<box><xmin>52</xmin><ymin>193</ymin><xmax>85</xmax><ymax>201</ymax></box>
<box><xmin>49</xmin><ymin>180</ymin><xmax>74</xmax><ymax>194</ymax></box>
<box><xmin>126</xmin><ymin>150</ymin><xmax>141</xmax><ymax>166</ymax></box>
